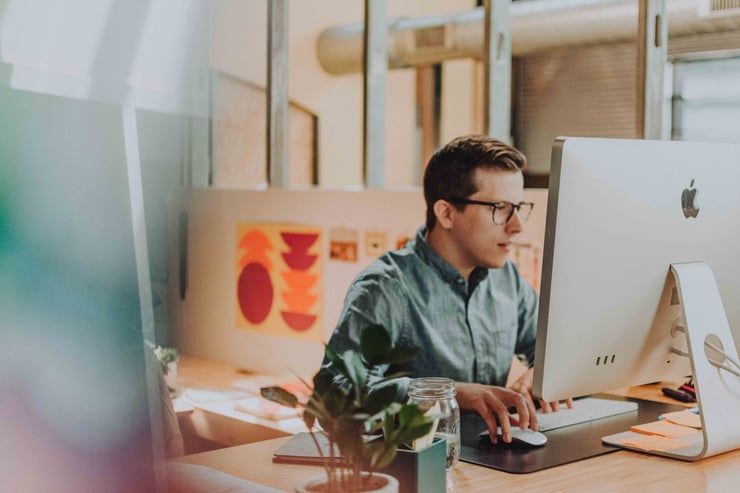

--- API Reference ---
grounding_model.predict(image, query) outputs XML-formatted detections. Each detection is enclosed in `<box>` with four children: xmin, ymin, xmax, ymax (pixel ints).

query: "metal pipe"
<box><xmin>317</xmin><ymin>0</ymin><xmax>738</xmax><ymax>75</ymax></box>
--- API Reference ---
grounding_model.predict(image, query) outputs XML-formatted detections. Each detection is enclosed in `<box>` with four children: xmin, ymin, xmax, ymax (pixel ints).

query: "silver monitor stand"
<box><xmin>604</xmin><ymin>262</ymin><xmax>740</xmax><ymax>460</ymax></box>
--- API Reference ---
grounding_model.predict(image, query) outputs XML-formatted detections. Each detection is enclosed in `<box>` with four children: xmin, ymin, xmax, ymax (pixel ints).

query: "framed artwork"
<box><xmin>236</xmin><ymin>224</ymin><xmax>323</xmax><ymax>341</ymax></box>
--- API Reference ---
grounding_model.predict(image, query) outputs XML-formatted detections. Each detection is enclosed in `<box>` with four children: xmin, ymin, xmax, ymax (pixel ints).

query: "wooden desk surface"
<box><xmin>174</xmin><ymin>357</ymin><xmax>735</xmax><ymax>491</ymax></box>
<box><xmin>172</xmin><ymin>355</ymin><xmax>724</xmax><ymax>484</ymax></box>
<box><xmin>172</xmin><ymin>354</ymin><xmax>308</xmax><ymax>453</ymax></box>
<box><xmin>171</xmin><ymin>356</ymin><xmax>740</xmax><ymax>493</ymax></box>
<box><xmin>174</xmin><ymin>434</ymin><xmax>740</xmax><ymax>492</ymax></box>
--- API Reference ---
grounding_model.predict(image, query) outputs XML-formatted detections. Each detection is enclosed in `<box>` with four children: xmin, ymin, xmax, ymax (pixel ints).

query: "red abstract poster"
<box><xmin>236</xmin><ymin>224</ymin><xmax>323</xmax><ymax>341</ymax></box>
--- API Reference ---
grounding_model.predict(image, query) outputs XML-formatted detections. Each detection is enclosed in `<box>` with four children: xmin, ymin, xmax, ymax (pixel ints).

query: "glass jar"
<box><xmin>407</xmin><ymin>377</ymin><xmax>460</xmax><ymax>468</ymax></box>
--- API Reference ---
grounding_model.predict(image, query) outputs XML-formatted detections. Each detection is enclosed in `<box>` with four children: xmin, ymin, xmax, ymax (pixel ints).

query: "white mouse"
<box><xmin>478</xmin><ymin>427</ymin><xmax>548</xmax><ymax>447</ymax></box>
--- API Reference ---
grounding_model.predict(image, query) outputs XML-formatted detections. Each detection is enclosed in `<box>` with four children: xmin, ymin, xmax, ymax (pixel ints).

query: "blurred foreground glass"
<box><xmin>407</xmin><ymin>377</ymin><xmax>460</xmax><ymax>468</ymax></box>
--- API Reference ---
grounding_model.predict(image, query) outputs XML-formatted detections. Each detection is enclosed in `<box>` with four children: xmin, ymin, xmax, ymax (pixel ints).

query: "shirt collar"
<box><xmin>411</xmin><ymin>226</ymin><xmax>489</xmax><ymax>287</ymax></box>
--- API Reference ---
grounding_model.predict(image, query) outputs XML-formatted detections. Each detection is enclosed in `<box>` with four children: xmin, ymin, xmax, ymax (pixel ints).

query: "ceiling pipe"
<box><xmin>317</xmin><ymin>0</ymin><xmax>740</xmax><ymax>75</ymax></box>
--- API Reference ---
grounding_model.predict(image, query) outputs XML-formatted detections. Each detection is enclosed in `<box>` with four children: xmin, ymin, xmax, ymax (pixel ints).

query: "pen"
<box><xmin>680</xmin><ymin>383</ymin><xmax>696</xmax><ymax>396</ymax></box>
<box><xmin>661</xmin><ymin>386</ymin><xmax>696</xmax><ymax>403</ymax></box>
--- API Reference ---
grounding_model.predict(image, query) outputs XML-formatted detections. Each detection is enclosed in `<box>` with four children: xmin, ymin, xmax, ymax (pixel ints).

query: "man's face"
<box><xmin>448</xmin><ymin>168</ymin><xmax>525</xmax><ymax>270</ymax></box>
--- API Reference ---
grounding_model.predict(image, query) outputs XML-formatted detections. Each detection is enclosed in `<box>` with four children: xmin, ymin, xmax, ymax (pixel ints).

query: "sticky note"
<box><xmin>618</xmin><ymin>434</ymin><xmax>688</xmax><ymax>452</ymax></box>
<box><xmin>630</xmin><ymin>420</ymin><xmax>700</xmax><ymax>438</ymax></box>
<box><xmin>662</xmin><ymin>410</ymin><xmax>702</xmax><ymax>429</ymax></box>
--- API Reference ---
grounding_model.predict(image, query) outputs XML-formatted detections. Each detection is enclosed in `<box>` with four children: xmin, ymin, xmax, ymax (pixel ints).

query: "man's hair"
<box><xmin>423</xmin><ymin>134</ymin><xmax>527</xmax><ymax>230</ymax></box>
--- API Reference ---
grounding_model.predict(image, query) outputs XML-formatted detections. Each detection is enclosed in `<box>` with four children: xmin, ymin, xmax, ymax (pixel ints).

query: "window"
<box><xmin>672</xmin><ymin>56</ymin><xmax>740</xmax><ymax>142</ymax></box>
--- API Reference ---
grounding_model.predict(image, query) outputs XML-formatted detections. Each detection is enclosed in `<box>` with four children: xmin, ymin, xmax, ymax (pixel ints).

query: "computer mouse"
<box><xmin>478</xmin><ymin>427</ymin><xmax>548</xmax><ymax>447</ymax></box>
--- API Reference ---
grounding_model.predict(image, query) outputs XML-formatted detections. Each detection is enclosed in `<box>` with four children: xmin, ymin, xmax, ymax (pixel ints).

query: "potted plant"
<box><xmin>261</xmin><ymin>324</ymin><xmax>437</xmax><ymax>493</ymax></box>
<box><xmin>150</xmin><ymin>344</ymin><xmax>179</xmax><ymax>394</ymax></box>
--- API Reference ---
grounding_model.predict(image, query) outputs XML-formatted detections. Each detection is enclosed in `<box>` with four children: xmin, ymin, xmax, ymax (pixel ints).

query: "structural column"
<box><xmin>636</xmin><ymin>0</ymin><xmax>667</xmax><ymax>140</ymax></box>
<box><xmin>483</xmin><ymin>0</ymin><xmax>511</xmax><ymax>143</ymax></box>
<box><xmin>363</xmin><ymin>0</ymin><xmax>387</xmax><ymax>188</ymax></box>
<box><xmin>267</xmin><ymin>0</ymin><xmax>289</xmax><ymax>187</ymax></box>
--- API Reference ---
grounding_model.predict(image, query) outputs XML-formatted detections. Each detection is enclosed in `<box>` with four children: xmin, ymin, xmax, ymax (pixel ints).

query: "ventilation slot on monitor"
<box><xmin>595</xmin><ymin>354</ymin><xmax>616</xmax><ymax>366</ymax></box>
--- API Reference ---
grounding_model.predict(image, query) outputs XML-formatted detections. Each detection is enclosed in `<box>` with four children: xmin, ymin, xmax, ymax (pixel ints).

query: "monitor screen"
<box><xmin>533</xmin><ymin>137</ymin><xmax>740</xmax><ymax>402</ymax></box>
<box><xmin>0</xmin><ymin>86</ymin><xmax>158</xmax><ymax>490</ymax></box>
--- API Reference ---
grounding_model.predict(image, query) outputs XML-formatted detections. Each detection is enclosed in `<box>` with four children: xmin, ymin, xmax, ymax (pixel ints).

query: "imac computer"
<box><xmin>533</xmin><ymin>137</ymin><xmax>740</xmax><ymax>460</ymax></box>
<box><xmin>1</xmin><ymin>87</ymin><xmax>160</xmax><ymax>488</ymax></box>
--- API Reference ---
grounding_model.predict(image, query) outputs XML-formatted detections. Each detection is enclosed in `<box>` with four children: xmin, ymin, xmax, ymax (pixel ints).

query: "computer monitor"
<box><xmin>0</xmin><ymin>86</ymin><xmax>160</xmax><ymax>489</ymax></box>
<box><xmin>533</xmin><ymin>136</ymin><xmax>740</xmax><ymax>460</ymax></box>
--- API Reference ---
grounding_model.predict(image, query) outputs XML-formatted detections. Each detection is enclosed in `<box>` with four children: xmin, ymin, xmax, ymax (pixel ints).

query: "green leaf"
<box><xmin>394</xmin><ymin>404</ymin><xmax>434</xmax><ymax>443</ymax></box>
<box><xmin>323</xmin><ymin>345</ymin><xmax>348</xmax><ymax>376</ymax></box>
<box><xmin>367</xmin><ymin>440</ymin><xmax>396</xmax><ymax>471</ymax></box>
<box><xmin>397</xmin><ymin>403</ymin><xmax>423</xmax><ymax>425</ymax></box>
<box><xmin>302</xmin><ymin>410</ymin><xmax>316</xmax><ymax>429</ymax></box>
<box><xmin>397</xmin><ymin>422</ymin><xmax>434</xmax><ymax>444</ymax></box>
<box><xmin>375</xmin><ymin>371</ymin><xmax>410</xmax><ymax>383</ymax></box>
<box><xmin>360</xmin><ymin>324</ymin><xmax>392</xmax><ymax>366</ymax></box>
<box><xmin>378</xmin><ymin>346</ymin><xmax>419</xmax><ymax>365</ymax></box>
<box><xmin>341</xmin><ymin>350</ymin><xmax>367</xmax><ymax>395</ymax></box>
<box><xmin>312</xmin><ymin>368</ymin><xmax>335</xmax><ymax>395</ymax></box>
<box><xmin>363</xmin><ymin>384</ymin><xmax>400</xmax><ymax>415</ymax></box>
<box><xmin>260</xmin><ymin>386</ymin><xmax>298</xmax><ymax>408</ymax></box>
<box><xmin>322</xmin><ymin>385</ymin><xmax>352</xmax><ymax>418</ymax></box>
<box><xmin>368</xmin><ymin>439</ymin><xmax>399</xmax><ymax>470</ymax></box>
<box><xmin>387</xmin><ymin>401</ymin><xmax>403</xmax><ymax>413</ymax></box>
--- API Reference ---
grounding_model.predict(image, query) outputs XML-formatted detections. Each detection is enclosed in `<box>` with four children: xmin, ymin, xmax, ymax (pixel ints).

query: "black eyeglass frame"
<box><xmin>446</xmin><ymin>197</ymin><xmax>535</xmax><ymax>225</ymax></box>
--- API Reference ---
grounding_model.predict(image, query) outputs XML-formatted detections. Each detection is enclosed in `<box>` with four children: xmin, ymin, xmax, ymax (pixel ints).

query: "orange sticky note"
<box><xmin>630</xmin><ymin>420</ymin><xmax>699</xmax><ymax>438</ymax></box>
<box><xmin>618</xmin><ymin>434</ymin><xmax>688</xmax><ymax>452</ymax></box>
<box><xmin>662</xmin><ymin>410</ymin><xmax>702</xmax><ymax>429</ymax></box>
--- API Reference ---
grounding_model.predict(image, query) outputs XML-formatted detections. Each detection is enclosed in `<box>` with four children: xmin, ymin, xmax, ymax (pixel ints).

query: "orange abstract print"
<box><xmin>236</xmin><ymin>224</ymin><xmax>323</xmax><ymax>341</ymax></box>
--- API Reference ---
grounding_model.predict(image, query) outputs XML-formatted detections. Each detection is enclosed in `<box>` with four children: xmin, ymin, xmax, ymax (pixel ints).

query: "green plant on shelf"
<box><xmin>151</xmin><ymin>344</ymin><xmax>179</xmax><ymax>376</ymax></box>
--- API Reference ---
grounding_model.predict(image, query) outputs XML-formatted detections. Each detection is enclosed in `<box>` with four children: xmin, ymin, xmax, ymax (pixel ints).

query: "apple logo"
<box><xmin>681</xmin><ymin>179</ymin><xmax>700</xmax><ymax>218</ymax></box>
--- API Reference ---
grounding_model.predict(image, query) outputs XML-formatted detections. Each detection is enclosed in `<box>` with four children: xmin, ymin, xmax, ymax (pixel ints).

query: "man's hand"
<box><xmin>508</xmin><ymin>368</ymin><xmax>574</xmax><ymax>413</ymax></box>
<box><xmin>455</xmin><ymin>382</ymin><xmax>537</xmax><ymax>444</ymax></box>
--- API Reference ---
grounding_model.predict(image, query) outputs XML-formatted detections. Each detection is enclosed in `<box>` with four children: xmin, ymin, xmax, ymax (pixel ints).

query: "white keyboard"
<box><xmin>525</xmin><ymin>397</ymin><xmax>638</xmax><ymax>432</ymax></box>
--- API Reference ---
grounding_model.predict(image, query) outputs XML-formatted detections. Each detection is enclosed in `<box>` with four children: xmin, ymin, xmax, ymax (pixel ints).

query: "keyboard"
<box><xmin>526</xmin><ymin>397</ymin><xmax>638</xmax><ymax>432</ymax></box>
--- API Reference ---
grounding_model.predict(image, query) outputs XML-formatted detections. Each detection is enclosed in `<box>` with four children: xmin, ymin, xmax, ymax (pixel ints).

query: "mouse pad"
<box><xmin>459</xmin><ymin>395</ymin><xmax>685</xmax><ymax>474</ymax></box>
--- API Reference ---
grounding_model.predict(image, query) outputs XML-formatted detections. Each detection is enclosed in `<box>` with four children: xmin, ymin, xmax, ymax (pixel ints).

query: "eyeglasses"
<box><xmin>447</xmin><ymin>198</ymin><xmax>534</xmax><ymax>225</ymax></box>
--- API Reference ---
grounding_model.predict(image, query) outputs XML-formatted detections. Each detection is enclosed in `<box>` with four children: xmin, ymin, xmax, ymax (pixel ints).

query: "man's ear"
<box><xmin>433</xmin><ymin>199</ymin><xmax>455</xmax><ymax>230</ymax></box>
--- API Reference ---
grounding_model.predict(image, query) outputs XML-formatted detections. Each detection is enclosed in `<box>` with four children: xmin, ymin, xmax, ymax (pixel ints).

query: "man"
<box><xmin>324</xmin><ymin>135</ymin><xmax>566</xmax><ymax>443</ymax></box>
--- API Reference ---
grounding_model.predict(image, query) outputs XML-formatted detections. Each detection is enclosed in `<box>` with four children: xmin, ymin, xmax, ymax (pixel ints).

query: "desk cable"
<box><xmin>670</xmin><ymin>322</ymin><xmax>740</xmax><ymax>379</ymax></box>
<box><xmin>704</xmin><ymin>339</ymin><xmax>740</xmax><ymax>379</ymax></box>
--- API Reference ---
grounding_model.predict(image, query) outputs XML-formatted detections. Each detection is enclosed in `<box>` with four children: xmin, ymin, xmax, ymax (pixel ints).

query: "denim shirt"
<box><xmin>323</xmin><ymin>226</ymin><xmax>539</xmax><ymax>398</ymax></box>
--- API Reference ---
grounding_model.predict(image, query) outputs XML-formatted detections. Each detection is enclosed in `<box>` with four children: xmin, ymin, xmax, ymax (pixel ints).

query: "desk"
<box><xmin>174</xmin><ymin>434</ymin><xmax>740</xmax><ymax>492</ymax></box>
<box><xmin>173</xmin><ymin>355</ymin><xmax>307</xmax><ymax>453</ymax></box>
<box><xmin>172</xmin><ymin>355</ymin><xmax>696</xmax><ymax>456</ymax></box>
<box><xmin>172</xmin><ymin>379</ymin><xmax>738</xmax><ymax>492</ymax></box>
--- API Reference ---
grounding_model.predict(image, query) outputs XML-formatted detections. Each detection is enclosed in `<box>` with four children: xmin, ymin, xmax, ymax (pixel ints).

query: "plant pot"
<box><xmin>382</xmin><ymin>437</ymin><xmax>446</xmax><ymax>493</ymax></box>
<box><xmin>164</xmin><ymin>361</ymin><xmax>178</xmax><ymax>391</ymax></box>
<box><xmin>294</xmin><ymin>472</ymin><xmax>399</xmax><ymax>493</ymax></box>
